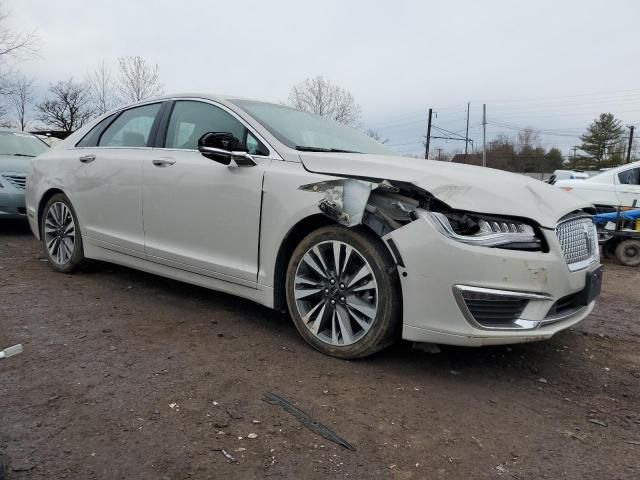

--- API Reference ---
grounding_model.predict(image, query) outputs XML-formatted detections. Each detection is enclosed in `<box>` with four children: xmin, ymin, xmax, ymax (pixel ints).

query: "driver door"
<box><xmin>141</xmin><ymin>100</ymin><xmax>271</xmax><ymax>284</ymax></box>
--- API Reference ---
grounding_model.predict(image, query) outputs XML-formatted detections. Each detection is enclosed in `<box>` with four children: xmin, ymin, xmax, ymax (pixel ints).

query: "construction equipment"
<box><xmin>594</xmin><ymin>204</ymin><xmax>640</xmax><ymax>267</ymax></box>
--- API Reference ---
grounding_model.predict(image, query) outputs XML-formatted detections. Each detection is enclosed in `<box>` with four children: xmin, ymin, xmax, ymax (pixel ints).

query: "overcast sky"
<box><xmin>7</xmin><ymin>0</ymin><xmax>640</xmax><ymax>156</ymax></box>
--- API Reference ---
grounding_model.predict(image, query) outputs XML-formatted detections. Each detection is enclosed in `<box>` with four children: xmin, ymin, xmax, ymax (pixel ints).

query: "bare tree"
<box><xmin>516</xmin><ymin>127</ymin><xmax>542</xmax><ymax>153</ymax></box>
<box><xmin>8</xmin><ymin>73</ymin><xmax>34</xmax><ymax>130</ymax></box>
<box><xmin>365</xmin><ymin>128</ymin><xmax>389</xmax><ymax>144</ymax></box>
<box><xmin>87</xmin><ymin>60</ymin><xmax>116</xmax><ymax>115</ymax></box>
<box><xmin>116</xmin><ymin>56</ymin><xmax>163</xmax><ymax>103</ymax></box>
<box><xmin>287</xmin><ymin>75</ymin><xmax>361</xmax><ymax>126</ymax></box>
<box><xmin>0</xmin><ymin>6</ymin><xmax>37</xmax><ymax>94</ymax></box>
<box><xmin>37</xmin><ymin>78</ymin><xmax>94</xmax><ymax>134</ymax></box>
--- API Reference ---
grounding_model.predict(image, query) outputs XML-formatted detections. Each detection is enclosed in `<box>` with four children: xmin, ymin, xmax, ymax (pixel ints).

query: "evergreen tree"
<box><xmin>579</xmin><ymin>113</ymin><xmax>624</xmax><ymax>166</ymax></box>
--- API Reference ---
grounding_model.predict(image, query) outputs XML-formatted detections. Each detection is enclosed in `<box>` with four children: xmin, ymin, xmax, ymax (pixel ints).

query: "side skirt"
<box><xmin>83</xmin><ymin>241</ymin><xmax>275</xmax><ymax>308</ymax></box>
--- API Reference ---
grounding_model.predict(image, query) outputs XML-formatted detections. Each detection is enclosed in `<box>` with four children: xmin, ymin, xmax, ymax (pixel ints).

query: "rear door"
<box><xmin>141</xmin><ymin>99</ymin><xmax>272</xmax><ymax>284</ymax></box>
<box><xmin>614</xmin><ymin>167</ymin><xmax>640</xmax><ymax>207</ymax></box>
<box><xmin>71</xmin><ymin>102</ymin><xmax>164</xmax><ymax>255</ymax></box>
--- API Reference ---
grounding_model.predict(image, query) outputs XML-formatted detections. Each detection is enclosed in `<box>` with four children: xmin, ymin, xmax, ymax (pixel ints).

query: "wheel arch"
<box><xmin>272</xmin><ymin>214</ymin><xmax>335</xmax><ymax>311</ymax></box>
<box><xmin>37</xmin><ymin>188</ymin><xmax>66</xmax><ymax>238</ymax></box>
<box><xmin>272</xmin><ymin>213</ymin><xmax>404</xmax><ymax>311</ymax></box>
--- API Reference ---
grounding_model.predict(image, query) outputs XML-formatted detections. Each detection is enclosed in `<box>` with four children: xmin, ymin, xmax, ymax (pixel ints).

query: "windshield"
<box><xmin>0</xmin><ymin>131</ymin><xmax>49</xmax><ymax>157</ymax></box>
<box><xmin>230</xmin><ymin>100</ymin><xmax>392</xmax><ymax>155</ymax></box>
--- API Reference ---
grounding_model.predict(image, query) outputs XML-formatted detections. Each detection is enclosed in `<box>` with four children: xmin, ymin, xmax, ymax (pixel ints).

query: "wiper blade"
<box><xmin>7</xmin><ymin>153</ymin><xmax>35</xmax><ymax>157</ymax></box>
<box><xmin>295</xmin><ymin>146</ymin><xmax>362</xmax><ymax>154</ymax></box>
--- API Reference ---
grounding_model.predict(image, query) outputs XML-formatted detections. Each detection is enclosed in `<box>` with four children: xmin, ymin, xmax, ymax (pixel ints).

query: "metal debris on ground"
<box><xmin>212</xmin><ymin>448</ymin><xmax>236</xmax><ymax>463</ymax></box>
<box><xmin>562</xmin><ymin>430</ymin><xmax>587</xmax><ymax>443</ymax></box>
<box><xmin>263</xmin><ymin>392</ymin><xmax>355</xmax><ymax>451</ymax></box>
<box><xmin>0</xmin><ymin>344</ymin><xmax>23</xmax><ymax>360</ymax></box>
<box><xmin>587</xmin><ymin>419</ymin><xmax>608</xmax><ymax>427</ymax></box>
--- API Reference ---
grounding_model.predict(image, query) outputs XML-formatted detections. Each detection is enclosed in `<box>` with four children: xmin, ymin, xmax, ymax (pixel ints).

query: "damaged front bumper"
<box><xmin>385</xmin><ymin>214</ymin><xmax>599</xmax><ymax>346</ymax></box>
<box><xmin>299</xmin><ymin>177</ymin><xmax>600</xmax><ymax>347</ymax></box>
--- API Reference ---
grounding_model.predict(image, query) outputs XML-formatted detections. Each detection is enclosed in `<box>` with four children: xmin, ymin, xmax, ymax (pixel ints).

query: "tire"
<box><xmin>614</xmin><ymin>239</ymin><xmax>640</xmax><ymax>267</ymax></box>
<box><xmin>40</xmin><ymin>193</ymin><xmax>85</xmax><ymax>273</ymax></box>
<box><xmin>285</xmin><ymin>225</ymin><xmax>401</xmax><ymax>359</ymax></box>
<box><xmin>602</xmin><ymin>238</ymin><xmax>620</xmax><ymax>259</ymax></box>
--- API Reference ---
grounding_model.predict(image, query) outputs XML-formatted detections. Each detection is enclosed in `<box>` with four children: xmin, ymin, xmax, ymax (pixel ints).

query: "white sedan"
<box><xmin>555</xmin><ymin>162</ymin><xmax>640</xmax><ymax>210</ymax></box>
<box><xmin>26</xmin><ymin>94</ymin><xmax>602</xmax><ymax>358</ymax></box>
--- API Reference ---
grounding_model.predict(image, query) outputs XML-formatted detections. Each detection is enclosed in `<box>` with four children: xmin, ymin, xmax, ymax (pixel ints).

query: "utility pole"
<box><xmin>425</xmin><ymin>108</ymin><xmax>432</xmax><ymax>159</ymax></box>
<box><xmin>626</xmin><ymin>125</ymin><xmax>635</xmax><ymax>164</ymax></box>
<box><xmin>464</xmin><ymin>102</ymin><xmax>470</xmax><ymax>160</ymax></box>
<box><xmin>482</xmin><ymin>104</ymin><xmax>487</xmax><ymax>167</ymax></box>
<box><xmin>436</xmin><ymin>147</ymin><xmax>442</xmax><ymax>161</ymax></box>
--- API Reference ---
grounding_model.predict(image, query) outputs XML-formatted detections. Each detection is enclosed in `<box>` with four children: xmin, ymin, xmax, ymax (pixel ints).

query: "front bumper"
<box><xmin>0</xmin><ymin>189</ymin><xmax>26</xmax><ymax>219</ymax></box>
<box><xmin>385</xmin><ymin>215</ymin><xmax>600</xmax><ymax>346</ymax></box>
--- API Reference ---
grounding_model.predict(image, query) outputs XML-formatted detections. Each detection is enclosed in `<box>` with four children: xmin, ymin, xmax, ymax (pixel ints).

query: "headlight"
<box><xmin>423</xmin><ymin>210</ymin><xmax>543</xmax><ymax>250</ymax></box>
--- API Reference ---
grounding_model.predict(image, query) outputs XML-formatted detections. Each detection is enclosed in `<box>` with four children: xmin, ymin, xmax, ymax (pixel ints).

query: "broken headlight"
<box><xmin>424</xmin><ymin>210</ymin><xmax>543</xmax><ymax>251</ymax></box>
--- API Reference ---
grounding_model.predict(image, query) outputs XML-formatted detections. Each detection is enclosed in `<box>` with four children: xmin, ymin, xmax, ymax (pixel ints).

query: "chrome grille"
<box><xmin>2</xmin><ymin>173</ymin><xmax>26</xmax><ymax>190</ymax></box>
<box><xmin>556</xmin><ymin>216</ymin><xmax>598</xmax><ymax>271</ymax></box>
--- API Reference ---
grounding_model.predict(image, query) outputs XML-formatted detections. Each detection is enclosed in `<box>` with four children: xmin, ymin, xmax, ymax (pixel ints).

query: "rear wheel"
<box><xmin>41</xmin><ymin>194</ymin><xmax>85</xmax><ymax>273</ymax></box>
<box><xmin>614</xmin><ymin>239</ymin><xmax>640</xmax><ymax>267</ymax></box>
<box><xmin>285</xmin><ymin>225</ymin><xmax>401</xmax><ymax>359</ymax></box>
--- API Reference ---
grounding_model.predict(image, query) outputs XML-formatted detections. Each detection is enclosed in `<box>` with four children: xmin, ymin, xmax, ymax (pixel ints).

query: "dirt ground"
<box><xmin>1</xmin><ymin>220</ymin><xmax>638</xmax><ymax>480</ymax></box>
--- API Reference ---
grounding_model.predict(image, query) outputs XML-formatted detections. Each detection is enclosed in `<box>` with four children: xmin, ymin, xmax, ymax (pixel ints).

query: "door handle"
<box><xmin>79</xmin><ymin>154</ymin><xmax>96</xmax><ymax>164</ymax></box>
<box><xmin>152</xmin><ymin>158</ymin><xmax>176</xmax><ymax>167</ymax></box>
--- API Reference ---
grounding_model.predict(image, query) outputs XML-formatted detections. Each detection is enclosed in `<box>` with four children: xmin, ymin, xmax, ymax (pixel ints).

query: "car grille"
<box><xmin>2</xmin><ymin>173</ymin><xmax>26</xmax><ymax>190</ymax></box>
<box><xmin>555</xmin><ymin>216</ymin><xmax>598</xmax><ymax>271</ymax></box>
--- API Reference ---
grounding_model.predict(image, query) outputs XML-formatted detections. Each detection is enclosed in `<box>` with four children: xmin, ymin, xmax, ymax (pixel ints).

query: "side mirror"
<box><xmin>197</xmin><ymin>132</ymin><xmax>257</xmax><ymax>167</ymax></box>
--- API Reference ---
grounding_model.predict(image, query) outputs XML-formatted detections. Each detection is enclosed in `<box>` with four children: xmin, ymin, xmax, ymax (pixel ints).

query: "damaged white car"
<box><xmin>26</xmin><ymin>94</ymin><xmax>603</xmax><ymax>358</ymax></box>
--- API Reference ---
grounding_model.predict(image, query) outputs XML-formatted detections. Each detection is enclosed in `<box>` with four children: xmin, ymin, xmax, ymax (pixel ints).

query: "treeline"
<box><xmin>451</xmin><ymin>128</ymin><xmax>564</xmax><ymax>173</ymax></box>
<box><xmin>2</xmin><ymin>56</ymin><xmax>163</xmax><ymax>135</ymax></box>
<box><xmin>35</xmin><ymin>57</ymin><xmax>163</xmax><ymax>134</ymax></box>
<box><xmin>0</xmin><ymin>5</ymin><xmax>164</xmax><ymax>134</ymax></box>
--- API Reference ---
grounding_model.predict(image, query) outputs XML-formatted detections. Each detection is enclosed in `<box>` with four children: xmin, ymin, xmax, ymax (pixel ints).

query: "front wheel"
<box><xmin>41</xmin><ymin>194</ymin><xmax>85</xmax><ymax>273</ymax></box>
<box><xmin>285</xmin><ymin>226</ymin><xmax>401</xmax><ymax>359</ymax></box>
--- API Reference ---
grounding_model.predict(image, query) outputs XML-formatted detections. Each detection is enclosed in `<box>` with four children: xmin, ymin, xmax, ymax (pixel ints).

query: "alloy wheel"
<box><xmin>294</xmin><ymin>240</ymin><xmax>378</xmax><ymax>346</ymax></box>
<box><xmin>44</xmin><ymin>201</ymin><xmax>76</xmax><ymax>265</ymax></box>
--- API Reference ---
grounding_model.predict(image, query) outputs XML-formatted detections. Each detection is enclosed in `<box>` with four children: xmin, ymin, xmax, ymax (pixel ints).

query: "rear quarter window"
<box><xmin>76</xmin><ymin>114</ymin><xmax>117</xmax><ymax>148</ymax></box>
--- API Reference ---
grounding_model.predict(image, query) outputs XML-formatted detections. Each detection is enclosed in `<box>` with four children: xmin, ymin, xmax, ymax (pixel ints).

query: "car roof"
<box><xmin>135</xmin><ymin>92</ymin><xmax>268</xmax><ymax>106</ymax></box>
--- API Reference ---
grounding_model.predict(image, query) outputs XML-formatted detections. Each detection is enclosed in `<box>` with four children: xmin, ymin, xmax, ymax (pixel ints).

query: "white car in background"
<box><xmin>555</xmin><ymin>161</ymin><xmax>640</xmax><ymax>210</ymax></box>
<box><xmin>548</xmin><ymin>169</ymin><xmax>589</xmax><ymax>184</ymax></box>
<box><xmin>26</xmin><ymin>94</ymin><xmax>602</xmax><ymax>358</ymax></box>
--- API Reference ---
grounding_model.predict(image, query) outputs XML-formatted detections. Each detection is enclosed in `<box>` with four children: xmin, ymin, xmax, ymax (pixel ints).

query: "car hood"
<box><xmin>0</xmin><ymin>155</ymin><xmax>32</xmax><ymax>173</ymax></box>
<box><xmin>299</xmin><ymin>153</ymin><xmax>591</xmax><ymax>228</ymax></box>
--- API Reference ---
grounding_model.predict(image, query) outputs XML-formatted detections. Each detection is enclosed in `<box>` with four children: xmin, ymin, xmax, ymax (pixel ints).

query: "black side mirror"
<box><xmin>197</xmin><ymin>132</ymin><xmax>257</xmax><ymax>167</ymax></box>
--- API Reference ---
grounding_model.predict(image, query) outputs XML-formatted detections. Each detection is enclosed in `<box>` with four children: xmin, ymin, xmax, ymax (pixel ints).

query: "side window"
<box><xmin>165</xmin><ymin>101</ymin><xmax>268</xmax><ymax>155</ymax></box>
<box><xmin>246</xmin><ymin>132</ymin><xmax>265</xmax><ymax>155</ymax></box>
<box><xmin>618</xmin><ymin>168</ymin><xmax>640</xmax><ymax>185</ymax></box>
<box><xmin>76</xmin><ymin>114</ymin><xmax>116</xmax><ymax>147</ymax></box>
<box><xmin>98</xmin><ymin>103</ymin><xmax>161</xmax><ymax>147</ymax></box>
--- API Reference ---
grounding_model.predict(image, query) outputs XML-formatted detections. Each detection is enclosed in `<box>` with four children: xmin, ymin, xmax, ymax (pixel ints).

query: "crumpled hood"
<box><xmin>299</xmin><ymin>153</ymin><xmax>591</xmax><ymax>228</ymax></box>
<box><xmin>0</xmin><ymin>155</ymin><xmax>32</xmax><ymax>174</ymax></box>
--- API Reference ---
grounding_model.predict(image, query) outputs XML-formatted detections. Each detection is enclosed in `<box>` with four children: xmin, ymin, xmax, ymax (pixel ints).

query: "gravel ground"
<box><xmin>1</xmin><ymin>219</ymin><xmax>639</xmax><ymax>479</ymax></box>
